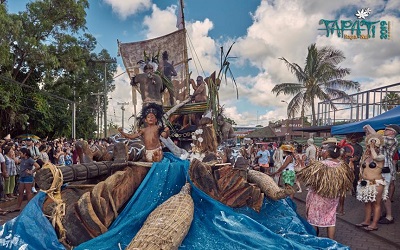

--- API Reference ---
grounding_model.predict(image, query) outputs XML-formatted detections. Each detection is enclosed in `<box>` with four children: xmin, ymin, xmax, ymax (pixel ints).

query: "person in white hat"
<box><xmin>378</xmin><ymin>124</ymin><xmax>399</xmax><ymax>225</ymax></box>
<box><xmin>322</xmin><ymin>137</ymin><xmax>338</xmax><ymax>145</ymax></box>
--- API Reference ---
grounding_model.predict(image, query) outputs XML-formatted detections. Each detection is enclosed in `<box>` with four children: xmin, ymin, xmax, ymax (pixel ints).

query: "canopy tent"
<box><xmin>331</xmin><ymin>105</ymin><xmax>400</xmax><ymax>135</ymax></box>
<box><xmin>15</xmin><ymin>134</ymin><xmax>41</xmax><ymax>142</ymax></box>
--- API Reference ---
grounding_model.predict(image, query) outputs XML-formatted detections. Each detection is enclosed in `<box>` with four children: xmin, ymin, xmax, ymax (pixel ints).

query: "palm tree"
<box><xmin>382</xmin><ymin>92</ymin><xmax>400</xmax><ymax>111</ymax></box>
<box><xmin>272</xmin><ymin>43</ymin><xmax>360</xmax><ymax>126</ymax></box>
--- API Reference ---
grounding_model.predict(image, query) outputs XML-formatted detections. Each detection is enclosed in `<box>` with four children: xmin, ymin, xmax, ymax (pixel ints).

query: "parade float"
<box><xmin>0</xmin><ymin>2</ymin><xmax>350</xmax><ymax>249</ymax></box>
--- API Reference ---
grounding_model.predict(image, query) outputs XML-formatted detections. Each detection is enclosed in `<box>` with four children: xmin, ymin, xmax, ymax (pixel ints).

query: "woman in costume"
<box><xmin>355</xmin><ymin>129</ymin><xmax>387</xmax><ymax>231</ymax></box>
<box><xmin>270</xmin><ymin>144</ymin><xmax>296</xmax><ymax>199</ymax></box>
<box><xmin>297</xmin><ymin>144</ymin><xmax>353</xmax><ymax>240</ymax></box>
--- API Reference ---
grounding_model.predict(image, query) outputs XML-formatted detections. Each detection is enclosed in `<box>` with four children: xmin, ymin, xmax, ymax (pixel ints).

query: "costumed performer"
<box><xmin>118</xmin><ymin>103</ymin><xmax>169</xmax><ymax>162</ymax></box>
<box><xmin>270</xmin><ymin>144</ymin><xmax>296</xmax><ymax>199</ymax></box>
<box><xmin>355</xmin><ymin>125</ymin><xmax>387</xmax><ymax>231</ymax></box>
<box><xmin>297</xmin><ymin>144</ymin><xmax>354</xmax><ymax>240</ymax></box>
<box><xmin>130</xmin><ymin>63</ymin><xmax>164</xmax><ymax>106</ymax></box>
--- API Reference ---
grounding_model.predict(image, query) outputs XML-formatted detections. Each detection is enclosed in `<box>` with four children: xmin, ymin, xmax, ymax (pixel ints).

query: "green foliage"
<box><xmin>272</xmin><ymin>43</ymin><xmax>360</xmax><ymax>126</ymax></box>
<box><xmin>382</xmin><ymin>92</ymin><xmax>400</xmax><ymax>111</ymax></box>
<box><xmin>0</xmin><ymin>0</ymin><xmax>116</xmax><ymax>140</ymax></box>
<box><xmin>217</xmin><ymin>43</ymin><xmax>239</xmax><ymax>99</ymax></box>
<box><xmin>224</xmin><ymin>116</ymin><xmax>237</xmax><ymax>125</ymax></box>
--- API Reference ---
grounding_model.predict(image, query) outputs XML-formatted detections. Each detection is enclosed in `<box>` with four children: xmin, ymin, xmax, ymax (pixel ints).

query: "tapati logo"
<box><xmin>355</xmin><ymin>8</ymin><xmax>371</xmax><ymax>19</ymax></box>
<box><xmin>318</xmin><ymin>8</ymin><xmax>390</xmax><ymax>40</ymax></box>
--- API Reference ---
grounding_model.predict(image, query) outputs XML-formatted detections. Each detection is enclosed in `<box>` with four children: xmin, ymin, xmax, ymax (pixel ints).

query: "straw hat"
<box><xmin>377</xmin><ymin>130</ymin><xmax>385</xmax><ymax>135</ymax></box>
<box><xmin>322</xmin><ymin>137</ymin><xmax>338</xmax><ymax>145</ymax></box>
<box><xmin>280</xmin><ymin>144</ymin><xmax>295</xmax><ymax>153</ymax></box>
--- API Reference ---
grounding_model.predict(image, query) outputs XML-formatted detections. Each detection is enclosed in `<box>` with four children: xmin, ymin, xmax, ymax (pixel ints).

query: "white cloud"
<box><xmin>224</xmin><ymin>0</ymin><xmax>400</xmax><ymax>124</ymax></box>
<box><xmin>103</xmin><ymin>0</ymin><xmax>152</xmax><ymax>19</ymax></box>
<box><xmin>140</xmin><ymin>5</ymin><xmax>219</xmax><ymax>74</ymax></box>
<box><xmin>143</xmin><ymin>5</ymin><xmax>180</xmax><ymax>39</ymax></box>
<box><xmin>110</xmin><ymin>0</ymin><xmax>400</xmax><ymax>127</ymax></box>
<box><xmin>186</xmin><ymin>19</ymin><xmax>219</xmax><ymax>74</ymax></box>
<box><xmin>108</xmin><ymin>65</ymin><xmax>142</xmax><ymax>131</ymax></box>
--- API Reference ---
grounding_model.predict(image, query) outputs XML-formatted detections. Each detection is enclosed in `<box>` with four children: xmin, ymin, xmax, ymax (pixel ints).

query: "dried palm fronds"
<box><xmin>189</xmin><ymin>159</ymin><xmax>264</xmax><ymax>212</ymax></box>
<box><xmin>126</xmin><ymin>183</ymin><xmax>194</xmax><ymax>250</ymax></box>
<box><xmin>297</xmin><ymin>160</ymin><xmax>354</xmax><ymax>198</ymax></box>
<box><xmin>247</xmin><ymin>170</ymin><xmax>294</xmax><ymax>200</ymax></box>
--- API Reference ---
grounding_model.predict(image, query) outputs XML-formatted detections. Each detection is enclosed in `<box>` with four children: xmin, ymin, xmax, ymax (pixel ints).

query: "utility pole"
<box><xmin>91</xmin><ymin>92</ymin><xmax>103</xmax><ymax>139</ymax></box>
<box><xmin>117</xmin><ymin>102</ymin><xmax>129</xmax><ymax>131</ymax></box>
<box><xmin>72</xmin><ymin>89</ymin><xmax>76</xmax><ymax>139</ymax></box>
<box><xmin>281</xmin><ymin>100</ymin><xmax>291</xmax><ymax>140</ymax></box>
<box><xmin>90</xmin><ymin>57</ymin><xmax>117</xmax><ymax>138</ymax></box>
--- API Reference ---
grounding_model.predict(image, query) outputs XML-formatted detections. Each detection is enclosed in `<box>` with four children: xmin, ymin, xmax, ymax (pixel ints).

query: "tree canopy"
<box><xmin>272</xmin><ymin>43</ymin><xmax>360</xmax><ymax>126</ymax></box>
<box><xmin>0</xmin><ymin>0</ymin><xmax>117</xmax><ymax>139</ymax></box>
<box><xmin>382</xmin><ymin>92</ymin><xmax>400</xmax><ymax>111</ymax></box>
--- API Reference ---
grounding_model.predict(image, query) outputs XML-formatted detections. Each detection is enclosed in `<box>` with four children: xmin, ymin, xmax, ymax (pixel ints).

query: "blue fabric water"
<box><xmin>0</xmin><ymin>153</ymin><xmax>349</xmax><ymax>249</ymax></box>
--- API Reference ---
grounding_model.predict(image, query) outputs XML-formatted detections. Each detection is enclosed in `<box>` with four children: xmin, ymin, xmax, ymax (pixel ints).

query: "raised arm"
<box><xmin>190</xmin><ymin>79</ymin><xmax>196</xmax><ymax>90</ymax></box>
<box><xmin>118</xmin><ymin>127</ymin><xmax>143</xmax><ymax>140</ymax></box>
<box><xmin>192</xmin><ymin>82</ymin><xmax>205</xmax><ymax>96</ymax></box>
<box><xmin>369</xmin><ymin>141</ymin><xmax>384</xmax><ymax>162</ymax></box>
<box><xmin>271</xmin><ymin>155</ymin><xmax>292</xmax><ymax>176</ymax></box>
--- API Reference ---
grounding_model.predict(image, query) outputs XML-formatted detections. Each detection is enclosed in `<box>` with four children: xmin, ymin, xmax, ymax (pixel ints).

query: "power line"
<box><xmin>0</xmin><ymin>75</ymin><xmax>73</xmax><ymax>104</ymax></box>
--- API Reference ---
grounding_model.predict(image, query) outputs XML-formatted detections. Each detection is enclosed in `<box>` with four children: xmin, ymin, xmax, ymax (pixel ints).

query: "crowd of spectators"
<box><xmin>0</xmin><ymin>135</ymin><xmax>112</xmax><ymax>202</ymax></box>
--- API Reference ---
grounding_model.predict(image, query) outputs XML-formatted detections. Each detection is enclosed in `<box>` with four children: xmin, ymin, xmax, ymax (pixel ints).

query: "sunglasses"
<box><xmin>385</xmin><ymin>128</ymin><xmax>396</xmax><ymax>133</ymax></box>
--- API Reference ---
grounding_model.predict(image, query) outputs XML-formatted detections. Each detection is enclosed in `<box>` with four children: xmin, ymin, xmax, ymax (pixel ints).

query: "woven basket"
<box><xmin>126</xmin><ymin>183</ymin><xmax>194</xmax><ymax>250</ymax></box>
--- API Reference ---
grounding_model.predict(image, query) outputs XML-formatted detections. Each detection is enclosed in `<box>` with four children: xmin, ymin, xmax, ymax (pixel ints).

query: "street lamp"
<box><xmin>117</xmin><ymin>102</ymin><xmax>129</xmax><ymax>131</ymax></box>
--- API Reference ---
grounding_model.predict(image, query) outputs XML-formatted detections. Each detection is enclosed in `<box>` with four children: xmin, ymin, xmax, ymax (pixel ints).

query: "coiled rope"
<box><xmin>41</xmin><ymin>162</ymin><xmax>68</xmax><ymax>247</ymax></box>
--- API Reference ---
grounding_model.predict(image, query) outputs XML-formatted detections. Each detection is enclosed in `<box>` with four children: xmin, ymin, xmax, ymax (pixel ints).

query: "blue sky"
<box><xmin>7</xmin><ymin>0</ymin><xmax>400</xmax><ymax>127</ymax></box>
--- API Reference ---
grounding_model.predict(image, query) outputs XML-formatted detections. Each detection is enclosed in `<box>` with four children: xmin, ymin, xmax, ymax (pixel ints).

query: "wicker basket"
<box><xmin>126</xmin><ymin>183</ymin><xmax>194</xmax><ymax>250</ymax></box>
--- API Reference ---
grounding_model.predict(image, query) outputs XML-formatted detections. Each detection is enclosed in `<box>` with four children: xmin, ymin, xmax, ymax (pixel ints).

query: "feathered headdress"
<box><xmin>137</xmin><ymin>50</ymin><xmax>160</xmax><ymax>72</ymax></box>
<box><xmin>138</xmin><ymin>103</ymin><xmax>165</xmax><ymax>130</ymax></box>
<box><xmin>338</xmin><ymin>139</ymin><xmax>354</xmax><ymax>156</ymax></box>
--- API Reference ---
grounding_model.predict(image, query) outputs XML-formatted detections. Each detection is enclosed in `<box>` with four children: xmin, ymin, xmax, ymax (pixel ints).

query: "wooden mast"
<box><xmin>179</xmin><ymin>0</ymin><xmax>191</xmax><ymax>99</ymax></box>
